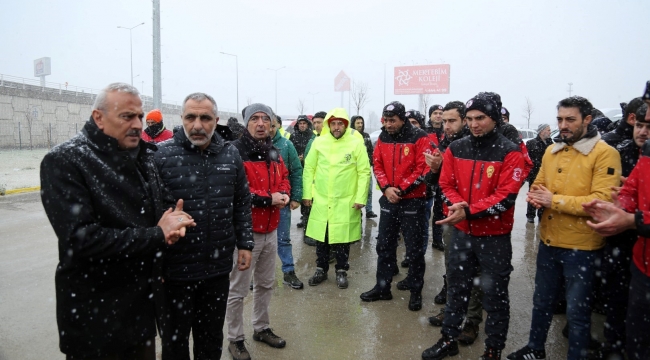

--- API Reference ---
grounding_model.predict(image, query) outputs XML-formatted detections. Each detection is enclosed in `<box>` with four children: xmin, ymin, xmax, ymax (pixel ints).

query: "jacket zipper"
<box><xmin>203</xmin><ymin>151</ymin><xmax>211</xmax><ymax>261</ymax></box>
<box><xmin>466</xmin><ymin>148</ymin><xmax>479</xmax><ymax>234</ymax></box>
<box><xmin>266</xmin><ymin>163</ymin><xmax>273</xmax><ymax>232</ymax></box>
<box><xmin>392</xmin><ymin>143</ymin><xmax>397</xmax><ymax>186</ymax></box>
<box><xmin>476</xmin><ymin>164</ymin><xmax>485</xmax><ymax>190</ymax></box>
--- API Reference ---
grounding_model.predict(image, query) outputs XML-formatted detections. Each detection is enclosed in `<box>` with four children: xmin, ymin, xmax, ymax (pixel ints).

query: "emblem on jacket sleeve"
<box><xmin>486</xmin><ymin>165</ymin><xmax>495</xmax><ymax>178</ymax></box>
<box><xmin>512</xmin><ymin>168</ymin><xmax>522</xmax><ymax>182</ymax></box>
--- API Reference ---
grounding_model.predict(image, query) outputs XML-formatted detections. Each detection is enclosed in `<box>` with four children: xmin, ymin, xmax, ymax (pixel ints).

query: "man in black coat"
<box><xmin>154</xmin><ymin>92</ymin><xmax>254</xmax><ymax>359</ymax></box>
<box><xmin>525</xmin><ymin>123</ymin><xmax>553</xmax><ymax>223</ymax></box>
<box><xmin>290</xmin><ymin>115</ymin><xmax>315</xmax><ymax>164</ymax></box>
<box><xmin>351</xmin><ymin>115</ymin><xmax>377</xmax><ymax>218</ymax></box>
<box><xmin>602</xmin><ymin>97</ymin><xmax>645</xmax><ymax>148</ymax></box>
<box><xmin>40</xmin><ymin>83</ymin><xmax>195</xmax><ymax>360</ymax></box>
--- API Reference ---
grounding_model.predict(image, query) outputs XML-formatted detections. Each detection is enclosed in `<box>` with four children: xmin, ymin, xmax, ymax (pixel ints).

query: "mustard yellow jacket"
<box><xmin>534</xmin><ymin>130</ymin><xmax>621</xmax><ymax>250</ymax></box>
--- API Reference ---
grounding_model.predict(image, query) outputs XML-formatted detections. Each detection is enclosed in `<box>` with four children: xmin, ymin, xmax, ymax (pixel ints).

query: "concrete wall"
<box><xmin>0</xmin><ymin>81</ymin><xmax>238</xmax><ymax>149</ymax></box>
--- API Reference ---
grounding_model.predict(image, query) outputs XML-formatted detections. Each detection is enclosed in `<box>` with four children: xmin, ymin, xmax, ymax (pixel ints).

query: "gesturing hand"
<box><xmin>158</xmin><ymin>199</ymin><xmax>196</xmax><ymax>245</ymax></box>
<box><xmin>435</xmin><ymin>202</ymin><xmax>468</xmax><ymax>226</ymax></box>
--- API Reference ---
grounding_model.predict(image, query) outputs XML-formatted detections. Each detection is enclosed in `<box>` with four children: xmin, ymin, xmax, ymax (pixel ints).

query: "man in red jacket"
<box><xmin>360</xmin><ymin>101</ymin><xmax>433</xmax><ymax>312</ymax></box>
<box><xmin>226</xmin><ymin>103</ymin><xmax>291</xmax><ymax>360</ymax></box>
<box><xmin>583</xmin><ymin>80</ymin><xmax>650</xmax><ymax>360</ymax></box>
<box><xmin>422</xmin><ymin>93</ymin><xmax>524</xmax><ymax>360</ymax></box>
<box><xmin>142</xmin><ymin>109</ymin><xmax>173</xmax><ymax>143</ymax></box>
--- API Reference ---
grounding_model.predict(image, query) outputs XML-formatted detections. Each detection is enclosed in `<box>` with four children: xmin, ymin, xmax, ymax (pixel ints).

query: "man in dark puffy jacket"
<box><xmin>40</xmin><ymin>83</ymin><xmax>195</xmax><ymax>359</ymax></box>
<box><xmin>423</xmin><ymin>93</ymin><xmax>524</xmax><ymax>360</ymax></box>
<box><xmin>226</xmin><ymin>103</ymin><xmax>291</xmax><ymax>359</ymax></box>
<box><xmin>154</xmin><ymin>93</ymin><xmax>254</xmax><ymax>359</ymax></box>
<box><xmin>351</xmin><ymin>115</ymin><xmax>377</xmax><ymax>218</ymax></box>
<box><xmin>525</xmin><ymin>123</ymin><xmax>553</xmax><ymax>223</ymax></box>
<box><xmin>290</xmin><ymin>114</ymin><xmax>315</xmax><ymax>164</ymax></box>
<box><xmin>227</xmin><ymin>116</ymin><xmax>247</xmax><ymax>139</ymax></box>
<box><xmin>602</xmin><ymin>97</ymin><xmax>645</xmax><ymax>148</ymax></box>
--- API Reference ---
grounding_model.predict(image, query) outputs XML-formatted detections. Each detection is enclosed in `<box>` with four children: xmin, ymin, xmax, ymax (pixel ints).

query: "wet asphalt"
<box><xmin>0</xmin><ymin>188</ymin><xmax>606</xmax><ymax>360</ymax></box>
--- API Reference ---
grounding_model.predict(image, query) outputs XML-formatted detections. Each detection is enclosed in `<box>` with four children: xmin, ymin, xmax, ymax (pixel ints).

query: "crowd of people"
<box><xmin>39</xmin><ymin>80</ymin><xmax>650</xmax><ymax>360</ymax></box>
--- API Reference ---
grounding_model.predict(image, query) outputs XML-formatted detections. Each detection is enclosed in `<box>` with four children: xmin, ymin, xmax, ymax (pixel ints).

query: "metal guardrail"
<box><xmin>0</xmin><ymin>73</ymin><xmax>235</xmax><ymax>113</ymax></box>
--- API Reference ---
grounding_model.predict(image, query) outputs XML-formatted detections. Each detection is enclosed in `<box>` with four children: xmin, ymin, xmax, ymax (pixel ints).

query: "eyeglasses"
<box><xmin>250</xmin><ymin>115</ymin><xmax>271</xmax><ymax>123</ymax></box>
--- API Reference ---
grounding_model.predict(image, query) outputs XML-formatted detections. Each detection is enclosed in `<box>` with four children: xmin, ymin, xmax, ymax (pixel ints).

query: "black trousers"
<box><xmin>431</xmin><ymin>185</ymin><xmax>444</xmax><ymax>243</ymax></box>
<box><xmin>442</xmin><ymin>228</ymin><xmax>513</xmax><ymax>350</ymax></box>
<box><xmin>66</xmin><ymin>339</ymin><xmax>155</xmax><ymax>360</ymax></box>
<box><xmin>316</xmin><ymin>226</ymin><xmax>350</xmax><ymax>272</ymax></box>
<box><xmin>161</xmin><ymin>275</ymin><xmax>230</xmax><ymax>360</ymax></box>
<box><xmin>376</xmin><ymin>197</ymin><xmax>426</xmax><ymax>294</ymax></box>
<box><xmin>626</xmin><ymin>263</ymin><xmax>650</xmax><ymax>360</ymax></box>
<box><xmin>598</xmin><ymin>239</ymin><xmax>633</xmax><ymax>350</ymax></box>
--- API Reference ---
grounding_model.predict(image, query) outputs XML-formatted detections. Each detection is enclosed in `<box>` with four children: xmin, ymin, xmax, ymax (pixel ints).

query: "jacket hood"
<box><xmin>350</xmin><ymin>115</ymin><xmax>365</xmax><ymax>132</ymax></box>
<box><xmin>323</xmin><ymin>108</ymin><xmax>351</xmax><ymax>139</ymax></box>
<box><xmin>293</xmin><ymin>117</ymin><xmax>314</xmax><ymax>132</ymax></box>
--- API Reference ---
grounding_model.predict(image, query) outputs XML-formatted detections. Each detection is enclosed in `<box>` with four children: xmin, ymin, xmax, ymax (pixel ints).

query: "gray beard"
<box><xmin>184</xmin><ymin>127</ymin><xmax>215</xmax><ymax>147</ymax></box>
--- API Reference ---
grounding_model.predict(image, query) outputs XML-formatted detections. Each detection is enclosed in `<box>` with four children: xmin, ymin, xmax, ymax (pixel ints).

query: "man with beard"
<box><xmin>351</xmin><ymin>115</ymin><xmax>377</xmax><ymax>218</ymax></box>
<box><xmin>427</xmin><ymin>104</ymin><xmax>445</xmax><ymax>146</ymax></box>
<box><xmin>422</xmin><ymin>94</ymin><xmax>523</xmax><ymax>360</ymax></box>
<box><xmin>226</xmin><ymin>103</ymin><xmax>290</xmax><ymax>360</ymax></box>
<box><xmin>40</xmin><ymin>83</ymin><xmax>195</xmax><ymax>359</ymax></box>
<box><xmin>142</xmin><ymin>109</ymin><xmax>174</xmax><ymax>143</ymax></box>
<box><xmin>508</xmin><ymin>96</ymin><xmax>621</xmax><ymax>360</ymax></box>
<box><xmin>525</xmin><ymin>124</ymin><xmax>553</xmax><ymax>223</ymax></box>
<box><xmin>305</xmin><ymin>108</ymin><xmax>370</xmax><ymax>288</ymax></box>
<box><xmin>583</xmin><ymin>83</ymin><xmax>650</xmax><ymax>360</ymax></box>
<box><xmin>427</xmin><ymin>101</ymin><xmax>488</xmax><ymax>347</ymax></box>
<box><xmin>589</xmin><ymin>103</ymin><xmax>648</xmax><ymax>359</ymax></box>
<box><xmin>270</xmin><ymin>115</ymin><xmax>304</xmax><ymax>289</ymax></box>
<box><xmin>360</xmin><ymin>101</ymin><xmax>433</xmax><ymax>312</ymax></box>
<box><xmin>290</xmin><ymin>115</ymin><xmax>315</xmax><ymax>164</ymax></box>
<box><xmin>154</xmin><ymin>93</ymin><xmax>254</xmax><ymax>359</ymax></box>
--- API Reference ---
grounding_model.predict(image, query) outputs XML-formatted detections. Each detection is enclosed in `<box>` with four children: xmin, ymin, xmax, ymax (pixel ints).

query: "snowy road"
<box><xmin>0</xmin><ymin>188</ymin><xmax>598</xmax><ymax>359</ymax></box>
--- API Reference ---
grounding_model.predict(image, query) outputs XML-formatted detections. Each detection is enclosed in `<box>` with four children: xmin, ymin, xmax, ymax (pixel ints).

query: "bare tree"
<box><xmin>420</xmin><ymin>94</ymin><xmax>431</xmax><ymax>115</ymax></box>
<box><xmin>24</xmin><ymin>112</ymin><xmax>34</xmax><ymax>150</ymax></box>
<box><xmin>522</xmin><ymin>97</ymin><xmax>534</xmax><ymax>128</ymax></box>
<box><xmin>296</xmin><ymin>98</ymin><xmax>306</xmax><ymax>115</ymax></box>
<box><xmin>246</xmin><ymin>97</ymin><xmax>253</xmax><ymax>106</ymax></box>
<box><xmin>351</xmin><ymin>81</ymin><xmax>370</xmax><ymax>115</ymax></box>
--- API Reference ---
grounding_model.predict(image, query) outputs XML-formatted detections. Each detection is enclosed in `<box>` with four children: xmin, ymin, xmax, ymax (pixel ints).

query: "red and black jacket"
<box><xmin>373</xmin><ymin>121</ymin><xmax>433</xmax><ymax>199</ymax></box>
<box><xmin>618</xmin><ymin>141</ymin><xmax>650</xmax><ymax>277</ymax></box>
<box><xmin>426</xmin><ymin>125</ymin><xmax>444</xmax><ymax>147</ymax></box>
<box><xmin>232</xmin><ymin>139</ymin><xmax>290</xmax><ymax>234</ymax></box>
<box><xmin>439</xmin><ymin>130</ymin><xmax>524</xmax><ymax>236</ymax></box>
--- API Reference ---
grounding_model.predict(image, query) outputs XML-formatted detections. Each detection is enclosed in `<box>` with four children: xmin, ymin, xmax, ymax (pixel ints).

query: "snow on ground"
<box><xmin>0</xmin><ymin>149</ymin><xmax>49</xmax><ymax>190</ymax></box>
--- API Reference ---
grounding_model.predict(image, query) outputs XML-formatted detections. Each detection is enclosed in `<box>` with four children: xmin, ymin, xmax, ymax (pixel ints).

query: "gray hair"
<box><xmin>92</xmin><ymin>82</ymin><xmax>140</xmax><ymax>111</ymax></box>
<box><xmin>182</xmin><ymin>92</ymin><xmax>218</xmax><ymax>116</ymax></box>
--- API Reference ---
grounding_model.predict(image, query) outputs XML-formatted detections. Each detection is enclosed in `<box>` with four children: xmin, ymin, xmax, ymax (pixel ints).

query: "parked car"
<box><xmin>370</xmin><ymin>129</ymin><xmax>382</xmax><ymax>147</ymax></box>
<box><xmin>517</xmin><ymin>128</ymin><xmax>537</xmax><ymax>143</ymax></box>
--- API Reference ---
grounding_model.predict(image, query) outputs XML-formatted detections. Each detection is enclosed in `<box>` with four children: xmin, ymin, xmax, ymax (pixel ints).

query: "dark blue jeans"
<box><xmin>626</xmin><ymin>263</ymin><xmax>650</xmax><ymax>360</ymax></box>
<box><xmin>528</xmin><ymin>243</ymin><xmax>596</xmax><ymax>360</ymax></box>
<box><xmin>441</xmin><ymin>228</ymin><xmax>512</xmax><ymax>350</ymax></box>
<box><xmin>375</xmin><ymin>196</ymin><xmax>426</xmax><ymax>294</ymax></box>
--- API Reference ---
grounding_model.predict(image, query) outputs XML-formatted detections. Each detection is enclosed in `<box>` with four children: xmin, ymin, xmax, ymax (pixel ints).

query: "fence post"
<box><xmin>22</xmin><ymin>79</ymin><xmax>25</xmax><ymax>90</ymax></box>
<box><xmin>49</xmin><ymin>123</ymin><xmax>52</xmax><ymax>148</ymax></box>
<box><xmin>1</xmin><ymin>74</ymin><xmax>3</xmax><ymax>86</ymax></box>
<box><xmin>59</xmin><ymin>83</ymin><xmax>62</xmax><ymax>94</ymax></box>
<box><xmin>18</xmin><ymin>121</ymin><xmax>21</xmax><ymax>150</ymax></box>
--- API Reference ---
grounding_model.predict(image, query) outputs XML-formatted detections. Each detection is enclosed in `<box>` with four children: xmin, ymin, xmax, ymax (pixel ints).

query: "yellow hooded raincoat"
<box><xmin>302</xmin><ymin>108</ymin><xmax>370</xmax><ymax>244</ymax></box>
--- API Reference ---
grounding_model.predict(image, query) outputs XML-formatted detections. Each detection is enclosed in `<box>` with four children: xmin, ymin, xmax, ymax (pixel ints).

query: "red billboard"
<box><xmin>394</xmin><ymin>64</ymin><xmax>450</xmax><ymax>95</ymax></box>
<box><xmin>334</xmin><ymin>70</ymin><xmax>350</xmax><ymax>92</ymax></box>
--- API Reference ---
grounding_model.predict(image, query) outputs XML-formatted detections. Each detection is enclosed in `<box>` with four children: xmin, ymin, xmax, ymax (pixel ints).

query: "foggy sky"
<box><xmin>2</xmin><ymin>0</ymin><xmax>648</xmax><ymax>130</ymax></box>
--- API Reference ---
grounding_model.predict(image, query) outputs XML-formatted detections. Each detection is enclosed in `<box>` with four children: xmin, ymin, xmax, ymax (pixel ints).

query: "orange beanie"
<box><xmin>146</xmin><ymin>109</ymin><xmax>163</xmax><ymax>123</ymax></box>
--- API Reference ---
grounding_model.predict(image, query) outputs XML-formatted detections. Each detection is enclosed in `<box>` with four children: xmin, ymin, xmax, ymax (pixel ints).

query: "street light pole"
<box><xmin>117</xmin><ymin>22</ymin><xmax>145</xmax><ymax>86</ymax></box>
<box><xmin>307</xmin><ymin>92</ymin><xmax>319</xmax><ymax>113</ymax></box>
<box><xmin>220</xmin><ymin>52</ymin><xmax>239</xmax><ymax>114</ymax></box>
<box><xmin>267</xmin><ymin>67</ymin><xmax>285</xmax><ymax>112</ymax></box>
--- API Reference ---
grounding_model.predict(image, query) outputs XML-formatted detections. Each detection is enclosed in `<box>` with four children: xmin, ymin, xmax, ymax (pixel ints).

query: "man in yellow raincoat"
<box><xmin>302</xmin><ymin>108</ymin><xmax>370</xmax><ymax>289</ymax></box>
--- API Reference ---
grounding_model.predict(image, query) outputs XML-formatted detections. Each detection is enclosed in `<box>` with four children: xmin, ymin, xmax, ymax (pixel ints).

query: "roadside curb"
<box><xmin>1</xmin><ymin>186</ymin><xmax>40</xmax><ymax>196</ymax></box>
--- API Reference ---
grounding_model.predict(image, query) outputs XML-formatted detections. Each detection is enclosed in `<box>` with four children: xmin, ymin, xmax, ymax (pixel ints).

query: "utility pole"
<box><xmin>568</xmin><ymin>82</ymin><xmax>573</xmax><ymax>97</ymax></box>
<box><xmin>267</xmin><ymin>67</ymin><xmax>285</xmax><ymax>112</ymax></box>
<box><xmin>153</xmin><ymin>0</ymin><xmax>162</xmax><ymax>109</ymax></box>
<box><xmin>220</xmin><ymin>52</ymin><xmax>239</xmax><ymax>114</ymax></box>
<box><xmin>307</xmin><ymin>92</ymin><xmax>318</xmax><ymax>113</ymax></box>
<box><xmin>117</xmin><ymin>22</ymin><xmax>144</xmax><ymax>86</ymax></box>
